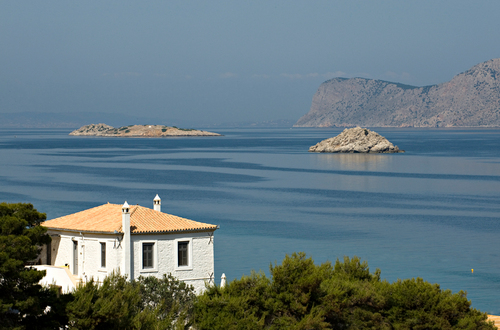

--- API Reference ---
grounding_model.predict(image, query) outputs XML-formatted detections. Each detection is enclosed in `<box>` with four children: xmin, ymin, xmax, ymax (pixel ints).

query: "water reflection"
<box><xmin>312</xmin><ymin>153</ymin><xmax>393</xmax><ymax>171</ymax></box>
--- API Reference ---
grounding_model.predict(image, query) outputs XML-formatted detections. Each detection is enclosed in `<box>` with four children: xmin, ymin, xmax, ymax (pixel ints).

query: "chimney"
<box><xmin>122</xmin><ymin>201</ymin><xmax>131</xmax><ymax>278</ymax></box>
<box><xmin>221</xmin><ymin>273</ymin><xmax>227</xmax><ymax>288</ymax></box>
<box><xmin>153</xmin><ymin>194</ymin><xmax>161</xmax><ymax>212</ymax></box>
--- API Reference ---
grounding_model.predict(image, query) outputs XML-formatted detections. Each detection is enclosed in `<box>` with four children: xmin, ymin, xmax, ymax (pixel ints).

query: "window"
<box><xmin>178</xmin><ymin>241</ymin><xmax>189</xmax><ymax>266</ymax></box>
<box><xmin>140</xmin><ymin>240</ymin><xmax>158</xmax><ymax>273</ymax></box>
<box><xmin>174</xmin><ymin>238</ymin><xmax>192</xmax><ymax>270</ymax></box>
<box><xmin>143</xmin><ymin>243</ymin><xmax>154</xmax><ymax>269</ymax></box>
<box><xmin>100</xmin><ymin>242</ymin><xmax>106</xmax><ymax>268</ymax></box>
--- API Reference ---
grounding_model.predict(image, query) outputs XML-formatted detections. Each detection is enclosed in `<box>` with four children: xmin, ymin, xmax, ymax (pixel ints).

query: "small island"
<box><xmin>309</xmin><ymin>127</ymin><xmax>404</xmax><ymax>153</ymax></box>
<box><xmin>69</xmin><ymin>123</ymin><xmax>221</xmax><ymax>137</ymax></box>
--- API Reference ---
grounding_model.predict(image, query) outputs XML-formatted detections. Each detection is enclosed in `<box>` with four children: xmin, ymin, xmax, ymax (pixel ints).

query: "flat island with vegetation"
<box><xmin>69</xmin><ymin>123</ymin><xmax>221</xmax><ymax>137</ymax></box>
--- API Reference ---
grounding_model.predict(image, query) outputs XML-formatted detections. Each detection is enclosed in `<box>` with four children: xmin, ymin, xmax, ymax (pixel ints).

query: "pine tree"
<box><xmin>0</xmin><ymin>202</ymin><xmax>66</xmax><ymax>329</ymax></box>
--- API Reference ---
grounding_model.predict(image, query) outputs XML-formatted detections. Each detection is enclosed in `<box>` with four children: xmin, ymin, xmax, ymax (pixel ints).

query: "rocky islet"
<box><xmin>69</xmin><ymin>124</ymin><xmax>221</xmax><ymax>137</ymax></box>
<box><xmin>309</xmin><ymin>127</ymin><xmax>404</xmax><ymax>153</ymax></box>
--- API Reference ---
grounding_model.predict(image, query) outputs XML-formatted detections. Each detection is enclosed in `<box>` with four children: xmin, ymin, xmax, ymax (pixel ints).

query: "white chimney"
<box><xmin>221</xmin><ymin>273</ymin><xmax>226</xmax><ymax>288</ymax></box>
<box><xmin>122</xmin><ymin>201</ymin><xmax>131</xmax><ymax>278</ymax></box>
<box><xmin>153</xmin><ymin>194</ymin><xmax>161</xmax><ymax>212</ymax></box>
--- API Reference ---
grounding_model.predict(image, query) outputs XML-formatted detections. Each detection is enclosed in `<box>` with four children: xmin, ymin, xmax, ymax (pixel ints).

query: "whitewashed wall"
<box><xmin>131</xmin><ymin>231</ymin><xmax>215</xmax><ymax>293</ymax></box>
<box><xmin>41</xmin><ymin>229</ymin><xmax>215</xmax><ymax>293</ymax></box>
<box><xmin>45</xmin><ymin>230</ymin><xmax>123</xmax><ymax>283</ymax></box>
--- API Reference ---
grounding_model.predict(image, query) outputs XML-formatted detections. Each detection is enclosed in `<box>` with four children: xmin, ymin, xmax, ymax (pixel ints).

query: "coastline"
<box><xmin>488</xmin><ymin>315</ymin><xmax>500</xmax><ymax>328</ymax></box>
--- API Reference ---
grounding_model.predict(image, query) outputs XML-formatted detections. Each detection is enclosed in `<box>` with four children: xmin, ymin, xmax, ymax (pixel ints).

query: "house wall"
<box><xmin>42</xmin><ymin>229</ymin><xmax>215</xmax><ymax>293</ymax></box>
<box><xmin>46</xmin><ymin>230</ymin><xmax>123</xmax><ymax>283</ymax></box>
<box><xmin>131</xmin><ymin>231</ymin><xmax>215</xmax><ymax>293</ymax></box>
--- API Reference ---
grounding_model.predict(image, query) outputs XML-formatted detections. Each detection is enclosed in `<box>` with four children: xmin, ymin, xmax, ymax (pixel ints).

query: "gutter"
<box><xmin>46</xmin><ymin>225</ymin><xmax>219</xmax><ymax>235</ymax></box>
<box><xmin>132</xmin><ymin>226</ymin><xmax>220</xmax><ymax>235</ymax></box>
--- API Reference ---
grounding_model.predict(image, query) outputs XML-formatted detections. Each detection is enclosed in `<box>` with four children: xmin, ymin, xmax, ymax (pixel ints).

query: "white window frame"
<box><xmin>99</xmin><ymin>241</ymin><xmax>107</xmax><ymax>271</ymax></box>
<box><xmin>72</xmin><ymin>239</ymin><xmax>78</xmax><ymax>276</ymax></box>
<box><xmin>140</xmin><ymin>240</ymin><xmax>158</xmax><ymax>273</ymax></box>
<box><xmin>174</xmin><ymin>238</ymin><xmax>193</xmax><ymax>271</ymax></box>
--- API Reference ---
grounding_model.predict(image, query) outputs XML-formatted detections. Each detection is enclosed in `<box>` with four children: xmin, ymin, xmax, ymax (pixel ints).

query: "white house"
<box><xmin>39</xmin><ymin>195</ymin><xmax>218</xmax><ymax>293</ymax></box>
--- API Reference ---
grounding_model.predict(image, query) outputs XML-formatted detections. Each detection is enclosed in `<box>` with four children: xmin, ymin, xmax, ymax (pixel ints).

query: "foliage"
<box><xmin>195</xmin><ymin>271</ymin><xmax>271</xmax><ymax>329</ymax></box>
<box><xmin>66</xmin><ymin>272</ymin><xmax>197</xmax><ymax>330</ymax></box>
<box><xmin>379</xmin><ymin>278</ymin><xmax>493</xmax><ymax>329</ymax></box>
<box><xmin>194</xmin><ymin>252</ymin><xmax>495</xmax><ymax>330</ymax></box>
<box><xmin>0</xmin><ymin>202</ymin><xmax>69</xmax><ymax>329</ymax></box>
<box><xmin>66</xmin><ymin>272</ymin><xmax>151</xmax><ymax>330</ymax></box>
<box><xmin>137</xmin><ymin>274</ymin><xmax>197</xmax><ymax>329</ymax></box>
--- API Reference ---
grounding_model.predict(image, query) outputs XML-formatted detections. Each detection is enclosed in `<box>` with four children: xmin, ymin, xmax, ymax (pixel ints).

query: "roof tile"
<box><xmin>43</xmin><ymin>203</ymin><xmax>217</xmax><ymax>234</ymax></box>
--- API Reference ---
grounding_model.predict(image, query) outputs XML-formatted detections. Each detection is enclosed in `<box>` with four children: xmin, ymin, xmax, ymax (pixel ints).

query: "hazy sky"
<box><xmin>1</xmin><ymin>1</ymin><xmax>499</xmax><ymax>125</ymax></box>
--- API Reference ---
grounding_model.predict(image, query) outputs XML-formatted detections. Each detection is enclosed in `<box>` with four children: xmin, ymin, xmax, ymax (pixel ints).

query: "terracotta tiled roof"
<box><xmin>43</xmin><ymin>203</ymin><xmax>218</xmax><ymax>234</ymax></box>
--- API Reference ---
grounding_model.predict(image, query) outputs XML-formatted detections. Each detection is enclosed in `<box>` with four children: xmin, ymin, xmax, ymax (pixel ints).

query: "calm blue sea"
<box><xmin>1</xmin><ymin>127</ymin><xmax>500</xmax><ymax>313</ymax></box>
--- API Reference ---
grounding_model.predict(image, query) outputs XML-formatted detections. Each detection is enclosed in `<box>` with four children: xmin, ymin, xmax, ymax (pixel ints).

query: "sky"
<box><xmin>1</xmin><ymin>1</ymin><xmax>500</xmax><ymax>126</ymax></box>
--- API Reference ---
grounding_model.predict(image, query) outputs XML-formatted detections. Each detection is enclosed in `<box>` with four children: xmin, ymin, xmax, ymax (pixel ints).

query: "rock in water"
<box><xmin>309</xmin><ymin>127</ymin><xmax>404</xmax><ymax>153</ymax></box>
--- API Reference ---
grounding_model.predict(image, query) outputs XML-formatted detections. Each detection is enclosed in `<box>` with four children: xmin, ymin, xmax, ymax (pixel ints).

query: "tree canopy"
<box><xmin>194</xmin><ymin>252</ymin><xmax>495</xmax><ymax>329</ymax></box>
<box><xmin>0</xmin><ymin>202</ymin><xmax>68</xmax><ymax>329</ymax></box>
<box><xmin>66</xmin><ymin>272</ymin><xmax>197</xmax><ymax>330</ymax></box>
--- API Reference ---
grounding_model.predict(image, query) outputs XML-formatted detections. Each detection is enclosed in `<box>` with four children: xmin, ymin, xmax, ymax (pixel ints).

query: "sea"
<box><xmin>1</xmin><ymin>127</ymin><xmax>499</xmax><ymax>313</ymax></box>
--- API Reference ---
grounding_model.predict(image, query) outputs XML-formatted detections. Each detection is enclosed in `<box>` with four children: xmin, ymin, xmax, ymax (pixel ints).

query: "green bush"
<box><xmin>66</xmin><ymin>272</ymin><xmax>196</xmax><ymax>330</ymax></box>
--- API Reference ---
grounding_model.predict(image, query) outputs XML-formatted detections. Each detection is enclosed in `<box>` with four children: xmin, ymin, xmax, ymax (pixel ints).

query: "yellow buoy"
<box><xmin>471</xmin><ymin>269</ymin><xmax>474</xmax><ymax>273</ymax></box>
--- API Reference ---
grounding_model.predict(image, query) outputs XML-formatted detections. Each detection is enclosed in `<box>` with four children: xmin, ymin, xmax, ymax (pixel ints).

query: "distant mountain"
<box><xmin>294</xmin><ymin>58</ymin><xmax>500</xmax><ymax>127</ymax></box>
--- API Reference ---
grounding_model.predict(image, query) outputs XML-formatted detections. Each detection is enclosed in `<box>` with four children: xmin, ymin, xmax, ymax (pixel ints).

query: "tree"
<box><xmin>137</xmin><ymin>274</ymin><xmax>197</xmax><ymax>329</ymax></box>
<box><xmin>194</xmin><ymin>253</ymin><xmax>496</xmax><ymax>329</ymax></box>
<box><xmin>379</xmin><ymin>278</ymin><xmax>494</xmax><ymax>329</ymax></box>
<box><xmin>267</xmin><ymin>252</ymin><xmax>331</xmax><ymax>329</ymax></box>
<box><xmin>321</xmin><ymin>256</ymin><xmax>387</xmax><ymax>328</ymax></box>
<box><xmin>66</xmin><ymin>272</ymin><xmax>197</xmax><ymax>330</ymax></box>
<box><xmin>0</xmin><ymin>202</ymin><xmax>67</xmax><ymax>329</ymax></box>
<box><xmin>66</xmin><ymin>272</ymin><xmax>153</xmax><ymax>330</ymax></box>
<box><xmin>194</xmin><ymin>253</ymin><xmax>333</xmax><ymax>329</ymax></box>
<box><xmin>195</xmin><ymin>271</ymin><xmax>271</xmax><ymax>329</ymax></box>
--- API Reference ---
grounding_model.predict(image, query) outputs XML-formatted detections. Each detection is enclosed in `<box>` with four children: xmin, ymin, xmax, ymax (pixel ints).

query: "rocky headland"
<box><xmin>295</xmin><ymin>58</ymin><xmax>500</xmax><ymax>127</ymax></box>
<box><xmin>69</xmin><ymin>124</ymin><xmax>221</xmax><ymax>137</ymax></box>
<box><xmin>309</xmin><ymin>127</ymin><xmax>404</xmax><ymax>153</ymax></box>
